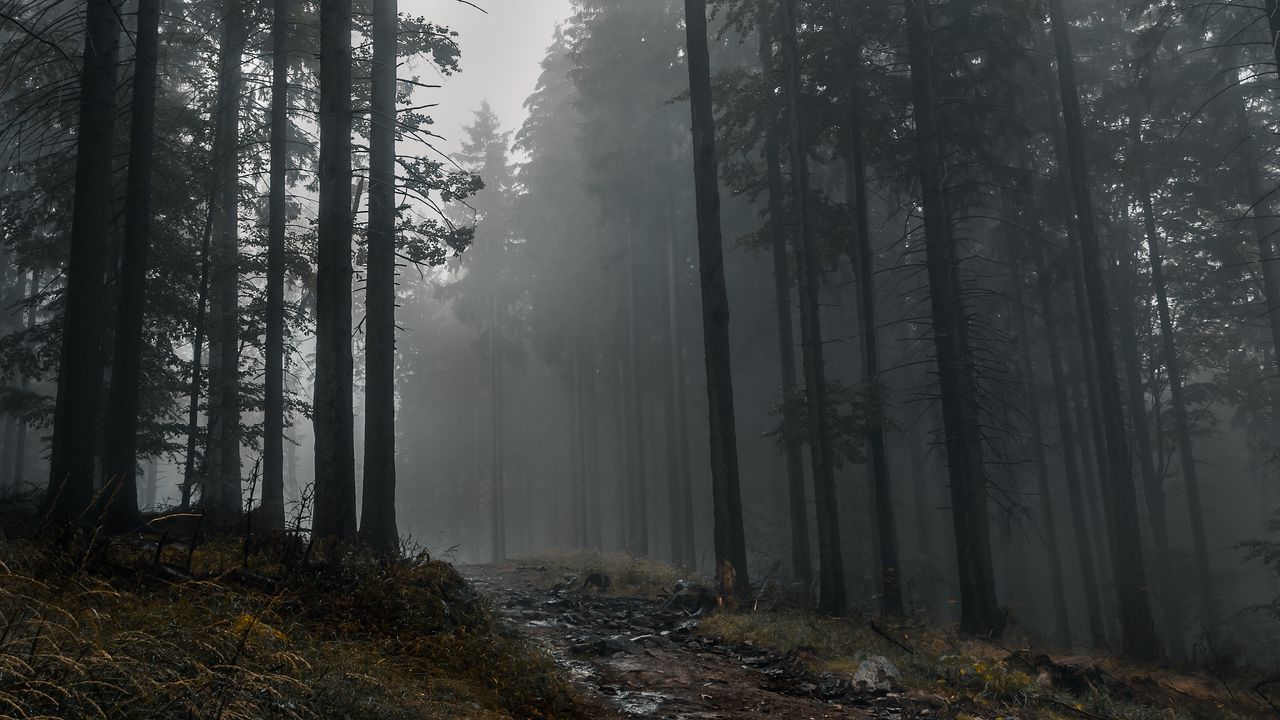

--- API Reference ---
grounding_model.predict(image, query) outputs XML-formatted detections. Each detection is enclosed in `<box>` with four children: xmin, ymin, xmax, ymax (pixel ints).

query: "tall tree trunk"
<box><xmin>624</xmin><ymin>224</ymin><xmax>648</xmax><ymax>555</ymax></box>
<box><xmin>758</xmin><ymin>0</ymin><xmax>813</xmax><ymax>594</ymax></box>
<box><xmin>1235</xmin><ymin>98</ymin><xmax>1280</xmax><ymax>420</ymax></box>
<box><xmin>1266</xmin><ymin>2</ymin><xmax>1280</xmax><ymax>81</ymax></box>
<box><xmin>904</xmin><ymin>0</ymin><xmax>1004</xmax><ymax>636</ymax></box>
<box><xmin>780</xmin><ymin>0</ymin><xmax>844</xmax><ymax>615</ymax></box>
<box><xmin>11</xmin><ymin>275</ymin><xmax>31</xmax><ymax>491</ymax></box>
<box><xmin>143</xmin><ymin>459</ymin><xmax>157</xmax><ymax>508</ymax></box>
<box><xmin>1137</xmin><ymin>169</ymin><xmax>1216</xmax><ymax>634</ymax></box>
<box><xmin>660</xmin><ymin>214</ymin><xmax>693</xmax><ymax>566</ymax></box>
<box><xmin>571</xmin><ymin>339</ymin><xmax>588</xmax><ymax>547</ymax></box>
<box><xmin>683</xmin><ymin>0</ymin><xmax>750</xmax><ymax>596</ymax></box>
<box><xmin>585</xmin><ymin>354</ymin><xmax>603</xmax><ymax>550</ymax></box>
<box><xmin>180</xmin><ymin>197</ymin><xmax>215</xmax><ymax>509</ymax></box>
<box><xmin>844</xmin><ymin>63</ymin><xmax>901</xmax><ymax>617</ymax></box>
<box><xmin>314</xmin><ymin>0</ymin><xmax>358</xmax><ymax>540</ymax></box>
<box><xmin>261</xmin><ymin>0</ymin><xmax>290</xmax><ymax>532</ymax></box>
<box><xmin>1115</xmin><ymin>186</ymin><xmax>1184</xmax><ymax>656</ymax></box>
<box><xmin>1047</xmin><ymin>0</ymin><xmax>1158</xmax><ymax>659</ymax></box>
<box><xmin>670</xmin><ymin>223</ymin><xmax>697</xmax><ymax>567</ymax></box>
<box><xmin>490</xmin><ymin>297</ymin><xmax>505</xmax><ymax>561</ymax></box>
<box><xmin>45</xmin><ymin>0</ymin><xmax>121</xmax><ymax>525</ymax></box>
<box><xmin>1035</xmin><ymin>252</ymin><xmax>1108</xmax><ymax>647</ymax></box>
<box><xmin>203</xmin><ymin>0</ymin><xmax>246</xmax><ymax>519</ymax></box>
<box><xmin>359</xmin><ymin>0</ymin><xmax>399</xmax><ymax>553</ymax></box>
<box><xmin>1013</xmin><ymin>264</ymin><xmax>1071</xmax><ymax>647</ymax></box>
<box><xmin>1068</xmin><ymin>258</ymin><xmax>1115</xmax><ymax>578</ymax></box>
<box><xmin>100</xmin><ymin>0</ymin><xmax>161</xmax><ymax>532</ymax></box>
<box><xmin>8</xmin><ymin>274</ymin><xmax>32</xmax><ymax>491</ymax></box>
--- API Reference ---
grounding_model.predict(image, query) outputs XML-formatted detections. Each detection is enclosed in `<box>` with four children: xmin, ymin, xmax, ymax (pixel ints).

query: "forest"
<box><xmin>5</xmin><ymin>0</ymin><xmax>1280</xmax><ymax>716</ymax></box>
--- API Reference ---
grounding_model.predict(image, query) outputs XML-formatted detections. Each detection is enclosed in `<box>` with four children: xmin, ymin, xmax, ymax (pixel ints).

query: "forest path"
<box><xmin>462</xmin><ymin>562</ymin><xmax>915</xmax><ymax>719</ymax></box>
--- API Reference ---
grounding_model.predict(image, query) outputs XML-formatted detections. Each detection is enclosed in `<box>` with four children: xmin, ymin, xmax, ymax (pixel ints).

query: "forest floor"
<box><xmin>464</xmin><ymin>553</ymin><xmax>1279</xmax><ymax>720</ymax></box>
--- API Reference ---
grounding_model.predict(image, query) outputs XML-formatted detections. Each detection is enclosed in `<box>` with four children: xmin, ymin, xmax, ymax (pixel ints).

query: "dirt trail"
<box><xmin>463</xmin><ymin>563</ymin><xmax>930</xmax><ymax>719</ymax></box>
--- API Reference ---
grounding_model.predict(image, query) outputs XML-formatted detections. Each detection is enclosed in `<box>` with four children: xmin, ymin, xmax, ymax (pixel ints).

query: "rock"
<box><xmin>852</xmin><ymin>655</ymin><xmax>902</xmax><ymax>693</ymax></box>
<box><xmin>663</xmin><ymin>580</ymin><xmax>717</xmax><ymax>614</ymax></box>
<box><xmin>570</xmin><ymin>635</ymin><xmax>638</xmax><ymax>657</ymax></box>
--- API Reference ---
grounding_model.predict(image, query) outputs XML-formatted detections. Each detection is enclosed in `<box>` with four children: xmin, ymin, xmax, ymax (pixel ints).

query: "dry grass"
<box><xmin>0</xmin><ymin>534</ymin><xmax>585</xmax><ymax>719</ymax></box>
<box><xmin>700</xmin><ymin>610</ymin><xmax>1275</xmax><ymax>720</ymax></box>
<box><xmin>514</xmin><ymin>549</ymin><xmax>690</xmax><ymax>599</ymax></box>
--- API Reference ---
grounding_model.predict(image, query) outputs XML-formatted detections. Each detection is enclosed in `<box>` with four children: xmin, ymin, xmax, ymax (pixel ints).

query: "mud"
<box><xmin>464</xmin><ymin>563</ymin><xmax>945</xmax><ymax>719</ymax></box>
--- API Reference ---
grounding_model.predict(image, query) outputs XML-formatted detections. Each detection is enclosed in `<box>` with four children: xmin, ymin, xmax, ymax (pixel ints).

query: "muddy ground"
<box><xmin>463</xmin><ymin>562</ymin><xmax>951</xmax><ymax>719</ymax></box>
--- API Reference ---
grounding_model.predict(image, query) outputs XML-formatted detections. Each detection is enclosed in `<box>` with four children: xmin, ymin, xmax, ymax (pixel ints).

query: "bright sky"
<box><xmin>404</xmin><ymin>0</ymin><xmax>575</xmax><ymax>155</ymax></box>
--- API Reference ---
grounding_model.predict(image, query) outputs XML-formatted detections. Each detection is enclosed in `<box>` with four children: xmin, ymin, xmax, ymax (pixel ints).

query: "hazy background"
<box><xmin>408</xmin><ymin>0</ymin><xmax>574</xmax><ymax>153</ymax></box>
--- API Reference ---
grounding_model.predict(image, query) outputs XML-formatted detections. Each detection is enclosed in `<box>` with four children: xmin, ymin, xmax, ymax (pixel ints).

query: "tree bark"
<box><xmin>1012</xmin><ymin>264</ymin><xmax>1071</xmax><ymax>647</ymax></box>
<box><xmin>1266</xmin><ymin>1</ymin><xmax>1280</xmax><ymax>81</ymax></box>
<box><xmin>45</xmin><ymin>0</ymin><xmax>121</xmax><ymax>525</ymax></box>
<box><xmin>100</xmin><ymin>0</ymin><xmax>161</xmax><ymax>532</ymax></box>
<box><xmin>585</xmin><ymin>354</ymin><xmax>603</xmax><ymax>550</ymax></box>
<box><xmin>843</xmin><ymin>59</ymin><xmax>902</xmax><ymax>618</ymax></box>
<box><xmin>571</xmin><ymin>338</ymin><xmax>588</xmax><ymax>547</ymax></box>
<box><xmin>1047</xmin><ymin>0</ymin><xmax>1158</xmax><ymax>660</ymax></box>
<box><xmin>661</xmin><ymin>213</ymin><xmax>694</xmax><ymax>566</ymax></box>
<box><xmin>489</xmin><ymin>297</ymin><xmax>505</xmax><ymax>561</ymax></box>
<box><xmin>203</xmin><ymin>0</ymin><xmax>246</xmax><ymax>520</ymax></box>
<box><xmin>1116</xmin><ymin>230</ymin><xmax>1184</xmax><ymax>657</ymax></box>
<box><xmin>1235</xmin><ymin>99</ymin><xmax>1280</xmax><ymax>422</ymax></box>
<box><xmin>780</xmin><ymin>0</ymin><xmax>844</xmax><ymax>615</ymax></box>
<box><xmin>1034</xmin><ymin>252</ymin><xmax>1107</xmax><ymax>647</ymax></box>
<box><xmin>359</xmin><ymin>0</ymin><xmax>399</xmax><ymax>553</ymax></box>
<box><xmin>624</xmin><ymin>224</ymin><xmax>648</xmax><ymax>555</ymax></box>
<box><xmin>261</xmin><ymin>0</ymin><xmax>290</xmax><ymax>533</ymax></box>
<box><xmin>180</xmin><ymin>193</ymin><xmax>215</xmax><ymax>510</ymax></box>
<box><xmin>757</xmin><ymin>0</ymin><xmax>813</xmax><ymax>596</ymax></box>
<box><xmin>10</xmin><ymin>275</ymin><xmax>31</xmax><ymax>491</ymax></box>
<box><xmin>904</xmin><ymin>0</ymin><xmax>1004</xmax><ymax>637</ymax></box>
<box><xmin>683</xmin><ymin>0</ymin><xmax>750</xmax><ymax>596</ymax></box>
<box><xmin>1137</xmin><ymin>169</ymin><xmax>1216</xmax><ymax>634</ymax></box>
<box><xmin>314</xmin><ymin>0</ymin><xmax>358</xmax><ymax>540</ymax></box>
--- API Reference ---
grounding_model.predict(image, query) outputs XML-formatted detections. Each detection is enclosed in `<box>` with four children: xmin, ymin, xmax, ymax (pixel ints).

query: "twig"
<box><xmin>868</xmin><ymin>619</ymin><xmax>915</xmax><ymax>656</ymax></box>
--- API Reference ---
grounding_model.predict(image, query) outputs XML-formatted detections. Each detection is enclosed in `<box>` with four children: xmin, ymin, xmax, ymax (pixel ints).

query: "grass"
<box><xmin>700</xmin><ymin>609</ymin><xmax>1274</xmax><ymax>720</ymax></box>
<box><xmin>513</xmin><ymin>549</ymin><xmax>689</xmax><ymax>599</ymax></box>
<box><xmin>0</xmin><ymin>532</ymin><xmax>586</xmax><ymax>719</ymax></box>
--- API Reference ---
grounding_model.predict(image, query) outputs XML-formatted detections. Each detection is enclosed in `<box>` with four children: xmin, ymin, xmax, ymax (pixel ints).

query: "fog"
<box><xmin>5</xmin><ymin>0</ymin><xmax>1280</xmax><ymax>669</ymax></box>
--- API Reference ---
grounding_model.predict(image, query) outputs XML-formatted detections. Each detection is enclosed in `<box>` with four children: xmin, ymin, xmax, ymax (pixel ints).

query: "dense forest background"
<box><xmin>6</xmin><ymin>0</ymin><xmax>1280</xmax><ymax>669</ymax></box>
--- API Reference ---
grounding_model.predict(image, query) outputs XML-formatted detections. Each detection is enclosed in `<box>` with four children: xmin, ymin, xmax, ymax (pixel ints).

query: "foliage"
<box><xmin>768</xmin><ymin>380</ymin><xmax>888</xmax><ymax>467</ymax></box>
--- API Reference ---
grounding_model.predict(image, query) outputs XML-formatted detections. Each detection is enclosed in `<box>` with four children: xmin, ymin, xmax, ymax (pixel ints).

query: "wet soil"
<box><xmin>463</xmin><ymin>562</ymin><xmax>946</xmax><ymax>719</ymax></box>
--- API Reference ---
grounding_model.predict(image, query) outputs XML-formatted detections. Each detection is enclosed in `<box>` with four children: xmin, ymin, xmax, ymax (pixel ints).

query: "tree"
<box><xmin>261</xmin><ymin>0</ymin><xmax>290</xmax><ymax>533</ymax></box>
<box><xmin>314</xmin><ymin>0</ymin><xmax>358</xmax><ymax>540</ymax></box>
<box><xmin>755</xmin><ymin>0</ymin><xmax>813</xmax><ymax>597</ymax></box>
<box><xmin>839</xmin><ymin>24</ymin><xmax>901</xmax><ymax>618</ymax></box>
<box><xmin>203</xmin><ymin>0</ymin><xmax>247</xmax><ymax>519</ymax></box>
<box><xmin>1047</xmin><ymin>0</ymin><xmax>1158</xmax><ymax>660</ymax></box>
<box><xmin>99</xmin><ymin>0</ymin><xmax>162</xmax><ymax>532</ymax></box>
<box><xmin>359</xmin><ymin>0</ymin><xmax>400</xmax><ymax>554</ymax></box>
<box><xmin>779</xmin><ymin>0</ymin><xmax>844</xmax><ymax>616</ymax></box>
<box><xmin>683</xmin><ymin>0</ymin><xmax>751</xmax><ymax>598</ymax></box>
<box><xmin>903</xmin><ymin>0</ymin><xmax>1003</xmax><ymax>637</ymax></box>
<box><xmin>45</xmin><ymin>0</ymin><xmax>122</xmax><ymax>526</ymax></box>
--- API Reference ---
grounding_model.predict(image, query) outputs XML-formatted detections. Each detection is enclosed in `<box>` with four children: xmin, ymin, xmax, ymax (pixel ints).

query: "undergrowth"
<box><xmin>0</xmin><ymin>533</ymin><xmax>584</xmax><ymax>719</ymax></box>
<box><xmin>701</xmin><ymin>610</ymin><xmax>1273</xmax><ymax>720</ymax></box>
<box><xmin>515</xmin><ymin>550</ymin><xmax>687</xmax><ymax>599</ymax></box>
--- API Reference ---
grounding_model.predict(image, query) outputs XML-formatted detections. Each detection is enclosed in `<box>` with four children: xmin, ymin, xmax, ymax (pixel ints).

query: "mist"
<box><xmin>6</xmin><ymin>0</ymin><xmax>1280</xmax><ymax>699</ymax></box>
